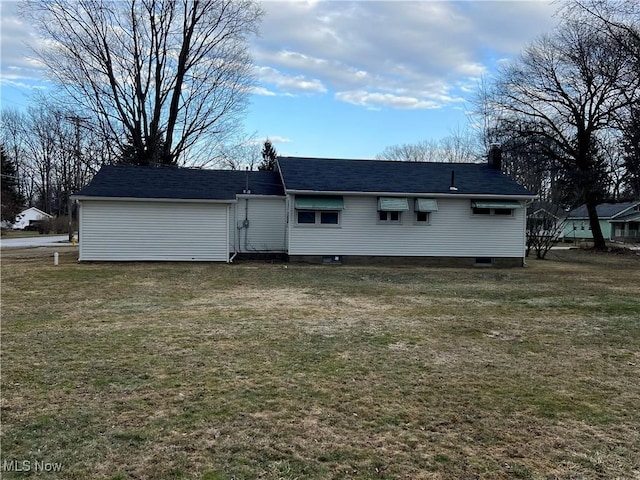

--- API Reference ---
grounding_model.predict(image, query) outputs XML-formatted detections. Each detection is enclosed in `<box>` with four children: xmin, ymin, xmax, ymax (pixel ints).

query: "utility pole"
<box><xmin>66</xmin><ymin>115</ymin><xmax>86</xmax><ymax>242</ymax></box>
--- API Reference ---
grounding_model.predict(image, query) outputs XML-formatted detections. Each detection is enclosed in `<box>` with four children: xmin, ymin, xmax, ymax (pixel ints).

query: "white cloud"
<box><xmin>267</xmin><ymin>136</ymin><xmax>292</xmax><ymax>144</ymax></box>
<box><xmin>245</xmin><ymin>135</ymin><xmax>292</xmax><ymax>146</ymax></box>
<box><xmin>1</xmin><ymin>0</ymin><xmax>559</xmax><ymax>113</ymax></box>
<box><xmin>250</xmin><ymin>85</ymin><xmax>277</xmax><ymax>96</ymax></box>
<box><xmin>336</xmin><ymin>91</ymin><xmax>440</xmax><ymax>110</ymax></box>
<box><xmin>0</xmin><ymin>2</ymin><xmax>48</xmax><ymax>84</ymax></box>
<box><xmin>252</xmin><ymin>0</ymin><xmax>558</xmax><ymax>109</ymax></box>
<box><xmin>254</xmin><ymin>66</ymin><xmax>327</xmax><ymax>95</ymax></box>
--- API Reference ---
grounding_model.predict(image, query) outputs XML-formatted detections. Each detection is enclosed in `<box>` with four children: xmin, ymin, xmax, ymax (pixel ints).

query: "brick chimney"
<box><xmin>488</xmin><ymin>143</ymin><xmax>502</xmax><ymax>170</ymax></box>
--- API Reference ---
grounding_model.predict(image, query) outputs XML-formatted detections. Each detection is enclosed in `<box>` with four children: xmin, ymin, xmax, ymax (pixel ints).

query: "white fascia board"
<box><xmin>27</xmin><ymin>207</ymin><xmax>54</xmax><ymax>218</ymax></box>
<box><xmin>236</xmin><ymin>194</ymin><xmax>286</xmax><ymax>199</ymax></box>
<box><xmin>284</xmin><ymin>189</ymin><xmax>536</xmax><ymax>200</ymax></box>
<box><xmin>71</xmin><ymin>195</ymin><xmax>237</xmax><ymax>204</ymax></box>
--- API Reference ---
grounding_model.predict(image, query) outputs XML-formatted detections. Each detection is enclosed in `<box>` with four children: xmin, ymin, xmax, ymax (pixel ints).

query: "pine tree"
<box><xmin>258</xmin><ymin>139</ymin><xmax>278</xmax><ymax>171</ymax></box>
<box><xmin>1</xmin><ymin>145</ymin><xmax>25</xmax><ymax>224</ymax></box>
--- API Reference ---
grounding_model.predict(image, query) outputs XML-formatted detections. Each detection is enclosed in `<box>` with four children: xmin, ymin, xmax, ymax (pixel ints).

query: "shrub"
<box><xmin>39</xmin><ymin>216</ymin><xmax>78</xmax><ymax>234</ymax></box>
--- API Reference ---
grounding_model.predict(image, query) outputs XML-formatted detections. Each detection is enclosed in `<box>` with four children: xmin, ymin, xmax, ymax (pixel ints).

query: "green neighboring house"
<box><xmin>563</xmin><ymin>201</ymin><xmax>640</xmax><ymax>243</ymax></box>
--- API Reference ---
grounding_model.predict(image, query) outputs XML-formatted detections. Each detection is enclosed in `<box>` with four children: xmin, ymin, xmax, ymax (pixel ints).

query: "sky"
<box><xmin>0</xmin><ymin>0</ymin><xmax>560</xmax><ymax>160</ymax></box>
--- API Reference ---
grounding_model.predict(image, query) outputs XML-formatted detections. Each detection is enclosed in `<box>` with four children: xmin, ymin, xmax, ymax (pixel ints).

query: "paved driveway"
<box><xmin>0</xmin><ymin>235</ymin><xmax>71</xmax><ymax>248</ymax></box>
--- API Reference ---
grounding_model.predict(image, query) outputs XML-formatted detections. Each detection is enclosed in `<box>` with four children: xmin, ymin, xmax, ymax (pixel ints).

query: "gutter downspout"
<box><xmin>244</xmin><ymin>198</ymin><xmax>249</xmax><ymax>252</ymax></box>
<box><xmin>229</xmin><ymin>203</ymin><xmax>238</xmax><ymax>263</ymax></box>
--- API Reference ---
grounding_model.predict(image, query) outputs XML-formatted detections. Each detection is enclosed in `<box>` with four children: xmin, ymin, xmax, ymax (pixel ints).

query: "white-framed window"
<box><xmin>296</xmin><ymin>209</ymin><xmax>340</xmax><ymax>226</ymax></box>
<box><xmin>378</xmin><ymin>210</ymin><xmax>402</xmax><ymax>223</ymax></box>
<box><xmin>414</xmin><ymin>198</ymin><xmax>437</xmax><ymax>225</ymax></box>
<box><xmin>377</xmin><ymin>197</ymin><xmax>408</xmax><ymax>224</ymax></box>
<box><xmin>415</xmin><ymin>211</ymin><xmax>430</xmax><ymax>224</ymax></box>
<box><xmin>294</xmin><ymin>196</ymin><xmax>343</xmax><ymax>227</ymax></box>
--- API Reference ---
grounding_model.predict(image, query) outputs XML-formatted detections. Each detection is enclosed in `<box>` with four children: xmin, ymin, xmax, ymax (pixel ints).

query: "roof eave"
<box><xmin>283</xmin><ymin>189</ymin><xmax>536</xmax><ymax>200</ymax></box>
<box><xmin>72</xmin><ymin>195</ymin><xmax>237</xmax><ymax>204</ymax></box>
<box><xmin>610</xmin><ymin>203</ymin><xmax>640</xmax><ymax>219</ymax></box>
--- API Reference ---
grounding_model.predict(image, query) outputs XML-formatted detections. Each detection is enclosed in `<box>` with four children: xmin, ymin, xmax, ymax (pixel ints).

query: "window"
<box><xmin>475</xmin><ymin>257</ymin><xmax>493</xmax><ymax>266</ymax></box>
<box><xmin>471</xmin><ymin>200</ymin><xmax>521</xmax><ymax>216</ymax></box>
<box><xmin>297</xmin><ymin>210</ymin><xmax>316</xmax><ymax>224</ymax></box>
<box><xmin>294</xmin><ymin>195</ymin><xmax>343</xmax><ymax>227</ymax></box>
<box><xmin>377</xmin><ymin>197</ymin><xmax>408</xmax><ymax>224</ymax></box>
<box><xmin>416</xmin><ymin>211</ymin><xmax>430</xmax><ymax>223</ymax></box>
<box><xmin>415</xmin><ymin>198</ymin><xmax>437</xmax><ymax>225</ymax></box>
<box><xmin>296</xmin><ymin>210</ymin><xmax>340</xmax><ymax>226</ymax></box>
<box><xmin>494</xmin><ymin>208</ymin><xmax>513</xmax><ymax>216</ymax></box>
<box><xmin>320</xmin><ymin>211</ymin><xmax>339</xmax><ymax>225</ymax></box>
<box><xmin>473</xmin><ymin>207</ymin><xmax>491</xmax><ymax>215</ymax></box>
<box><xmin>379</xmin><ymin>210</ymin><xmax>401</xmax><ymax>223</ymax></box>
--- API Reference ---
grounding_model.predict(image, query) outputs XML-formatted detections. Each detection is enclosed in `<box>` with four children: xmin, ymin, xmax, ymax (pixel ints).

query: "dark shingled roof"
<box><xmin>568</xmin><ymin>201</ymin><xmax>640</xmax><ymax>219</ymax></box>
<box><xmin>74</xmin><ymin>165</ymin><xmax>284</xmax><ymax>200</ymax></box>
<box><xmin>277</xmin><ymin>157</ymin><xmax>534</xmax><ymax>196</ymax></box>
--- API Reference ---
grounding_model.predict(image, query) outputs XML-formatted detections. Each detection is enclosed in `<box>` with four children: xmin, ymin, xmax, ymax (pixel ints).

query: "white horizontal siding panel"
<box><xmin>230</xmin><ymin>197</ymin><xmax>287</xmax><ymax>253</ymax></box>
<box><xmin>289</xmin><ymin>196</ymin><xmax>525</xmax><ymax>257</ymax></box>
<box><xmin>79</xmin><ymin>201</ymin><xmax>229</xmax><ymax>261</ymax></box>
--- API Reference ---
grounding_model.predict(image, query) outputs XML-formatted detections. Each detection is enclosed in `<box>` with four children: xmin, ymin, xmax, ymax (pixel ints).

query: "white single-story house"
<box><xmin>11</xmin><ymin>207</ymin><xmax>53</xmax><ymax>230</ymax></box>
<box><xmin>73</xmin><ymin>154</ymin><xmax>536</xmax><ymax>265</ymax></box>
<box><xmin>563</xmin><ymin>201</ymin><xmax>640</xmax><ymax>243</ymax></box>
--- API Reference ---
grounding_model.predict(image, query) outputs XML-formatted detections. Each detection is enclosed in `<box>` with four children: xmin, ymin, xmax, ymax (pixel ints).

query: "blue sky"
<box><xmin>0</xmin><ymin>0</ymin><xmax>559</xmax><ymax>160</ymax></box>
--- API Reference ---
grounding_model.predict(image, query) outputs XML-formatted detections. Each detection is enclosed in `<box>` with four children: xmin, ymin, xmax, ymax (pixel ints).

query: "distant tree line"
<box><xmin>1</xmin><ymin>101</ymin><xmax>107</xmax><ymax>220</ymax></box>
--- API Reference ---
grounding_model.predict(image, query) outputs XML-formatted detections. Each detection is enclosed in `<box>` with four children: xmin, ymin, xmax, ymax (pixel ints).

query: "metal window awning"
<box><xmin>294</xmin><ymin>196</ymin><xmax>344</xmax><ymax>210</ymax></box>
<box><xmin>378</xmin><ymin>197</ymin><xmax>410</xmax><ymax>211</ymax></box>
<box><xmin>415</xmin><ymin>198</ymin><xmax>438</xmax><ymax>212</ymax></box>
<box><xmin>472</xmin><ymin>200</ymin><xmax>522</xmax><ymax>209</ymax></box>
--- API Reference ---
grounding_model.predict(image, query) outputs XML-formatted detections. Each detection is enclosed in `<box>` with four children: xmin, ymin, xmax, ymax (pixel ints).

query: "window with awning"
<box><xmin>472</xmin><ymin>200</ymin><xmax>521</xmax><ymax>216</ymax></box>
<box><xmin>295</xmin><ymin>196</ymin><xmax>344</xmax><ymax>210</ymax></box>
<box><xmin>378</xmin><ymin>197</ymin><xmax>409</xmax><ymax>211</ymax></box>
<box><xmin>471</xmin><ymin>200</ymin><xmax>522</xmax><ymax>209</ymax></box>
<box><xmin>415</xmin><ymin>198</ymin><xmax>438</xmax><ymax>212</ymax></box>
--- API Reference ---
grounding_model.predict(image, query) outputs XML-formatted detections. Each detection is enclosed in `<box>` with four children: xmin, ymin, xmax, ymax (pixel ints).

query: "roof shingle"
<box><xmin>568</xmin><ymin>201</ymin><xmax>640</xmax><ymax>219</ymax></box>
<box><xmin>74</xmin><ymin>165</ymin><xmax>284</xmax><ymax>200</ymax></box>
<box><xmin>277</xmin><ymin>157</ymin><xmax>534</xmax><ymax>196</ymax></box>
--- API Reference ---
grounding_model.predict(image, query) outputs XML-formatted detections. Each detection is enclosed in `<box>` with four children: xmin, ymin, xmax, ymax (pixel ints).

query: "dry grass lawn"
<box><xmin>1</xmin><ymin>247</ymin><xmax>639</xmax><ymax>479</ymax></box>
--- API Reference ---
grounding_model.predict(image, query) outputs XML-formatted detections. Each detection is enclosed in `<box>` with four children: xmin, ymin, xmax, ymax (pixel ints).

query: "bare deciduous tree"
<box><xmin>526</xmin><ymin>203</ymin><xmax>567</xmax><ymax>259</ymax></box>
<box><xmin>376</xmin><ymin>128</ymin><xmax>481</xmax><ymax>163</ymax></box>
<box><xmin>479</xmin><ymin>20</ymin><xmax>640</xmax><ymax>250</ymax></box>
<box><xmin>1</xmin><ymin>101</ymin><xmax>104</xmax><ymax>217</ymax></box>
<box><xmin>24</xmin><ymin>0</ymin><xmax>263</xmax><ymax>166</ymax></box>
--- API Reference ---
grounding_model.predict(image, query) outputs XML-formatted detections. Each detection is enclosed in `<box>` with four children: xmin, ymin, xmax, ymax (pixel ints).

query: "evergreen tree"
<box><xmin>258</xmin><ymin>139</ymin><xmax>278</xmax><ymax>171</ymax></box>
<box><xmin>1</xmin><ymin>145</ymin><xmax>25</xmax><ymax>224</ymax></box>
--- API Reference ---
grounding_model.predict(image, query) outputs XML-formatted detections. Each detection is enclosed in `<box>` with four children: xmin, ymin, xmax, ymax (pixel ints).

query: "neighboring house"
<box><xmin>11</xmin><ymin>207</ymin><xmax>53</xmax><ymax>230</ymax></box>
<box><xmin>527</xmin><ymin>202</ymin><xmax>566</xmax><ymax>240</ymax></box>
<box><xmin>73</xmin><ymin>155</ymin><xmax>536</xmax><ymax>265</ymax></box>
<box><xmin>610</xmin><ymin>205</ymin><xmax>640</xmax><ymax>243</ymax></box>
<box><xmin>563</xmin><ymin>201</ymin><xmax>640</xmax><ymax>242</ymax></box>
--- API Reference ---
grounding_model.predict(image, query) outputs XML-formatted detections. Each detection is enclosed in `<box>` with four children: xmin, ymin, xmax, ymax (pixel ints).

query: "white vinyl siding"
<box><xmin>229</xmin><ymin>196</ymin><xmax>287</xmax><ymax>253</ymax></box>
<box><xmin>79</xmin><ymin>200</ymin><xmax>229</xmax><ymax>261</ymax></box>
<box><xmin>288</xmin><ymin>196</ymin><xmax>526</xmax><ymax>257</ymax></box>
